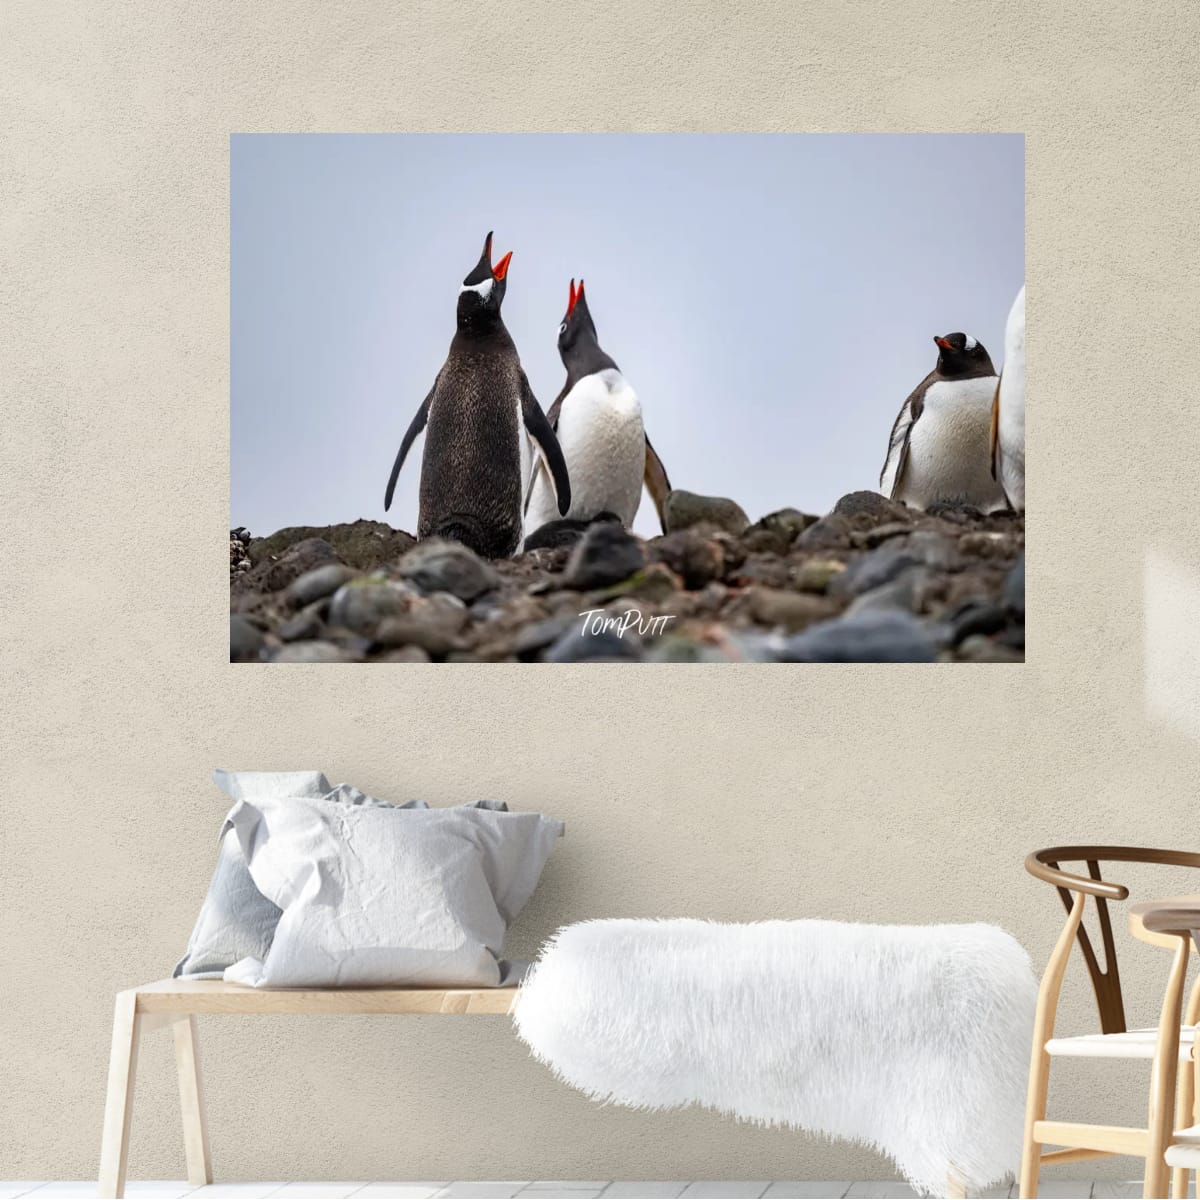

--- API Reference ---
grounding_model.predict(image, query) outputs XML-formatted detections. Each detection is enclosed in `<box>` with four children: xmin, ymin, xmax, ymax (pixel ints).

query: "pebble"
<box><xmin>792</xmin><ymin>558</ymin><xmax>847</xmax><ymax>593</ymax></box>
<box><xmin>795</xmin><ymin>513</ymin><xmax>854</xmax><ymax>551</ymax></box>
<box><xmin>646</xmin><ymin>530</ymin><xmax>726</xmax><ymax>589</ymax></box>
<box><xmin>741</xmin><ymin>507</ymin><xmax>817</xmax><ymax>554</ymax></box>
<box><xmin>829</xmin><ymin>543</ymin><xmax>921</xmax><ymax>598</ymax></box>
<box><xmin>779</xmin><ymin>609</ymin><xmax>940</xmax><ymax>662</ymax></box>
<box><xmin>396</xmin><ymin>539</ymin><xmax>500</xmax><ymax>601</ymax></box>
<box><xmin>1004</xmin><ymin>555</ymin><xmax>1025</xmax><ymax>618</ymax></box>
<box><xmin>230</xmin><ymin>615</ymin><xmax>265</xmax><ymax>662</ymax></box>
<box><xmin>271</xmin><ymin>641</ymin><xmax>358</xmax><ymax>663</ymax></box>
<box><xmin>286</xmin><ymin>564</ymin><xmax>357</xmax><ymax>608</ymax></box>
<box><xmin>832</xmin><ymin>491</ymin><xmax>912</xmax><ymax>524</ymax></box>
<box><xmin>663</xmin><ymin>489</ymin><xmax>750</xmax><ymax>536</ymax></box>
<box><xmin>278</xmin><ymin>607</ymin><xmax>324</xmax><ymax>642</ymax></box>
<box><xmin>957</xmin><ymin>634</ymin><xmax>1024</xmax><ymax>663</ymax></box>
<box><xmin>327</xmin><ymin>580</ymin><xmax>411</xmax><ymax>635</ymax></box>
<box><xmin>562</xmin><ymin>522</ymin><xmax>645</xmax><ymax>589</ymax></box>
<box><xmin>542</xmin><ymin>619</ymin><xmax>644</xmax><ymax>662</ymax></box>
<box><xmin>746</xmin><ymin>586</ymin><xmax>838</xmax><ymax>632</ymax></box>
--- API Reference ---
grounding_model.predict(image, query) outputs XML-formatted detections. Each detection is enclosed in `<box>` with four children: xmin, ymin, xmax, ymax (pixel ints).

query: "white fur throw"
<box><xmin>513</xmin><ymin>918</ymin><xmax>1036</xmax><ymax>1197</ymax></box>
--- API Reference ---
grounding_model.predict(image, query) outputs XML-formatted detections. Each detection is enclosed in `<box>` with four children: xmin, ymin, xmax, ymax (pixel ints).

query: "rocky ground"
<box><xmin>229</xmin><ymin>490</ymin><xmax>1024</xmax><ymax>663</ymax></box>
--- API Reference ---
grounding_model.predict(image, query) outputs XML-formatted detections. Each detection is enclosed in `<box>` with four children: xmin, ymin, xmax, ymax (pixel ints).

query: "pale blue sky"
<box><xmin>231</xmin><ymin>134</ymin><xmax>1023</xmax><ymax>538</ymax></box>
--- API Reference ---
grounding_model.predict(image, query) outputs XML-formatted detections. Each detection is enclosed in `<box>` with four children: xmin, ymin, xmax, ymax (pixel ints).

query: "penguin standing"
<box><xmin>879</xmin><ymin>332</ymin><xmax>1008</xmax><ymax>512</ymax></box>
<box><xmin>523</xmin><ymin>279</ymin><xmax>671</xmax><ymax>546</ymax></box>
<box><xmin>384</xmin><ymin>232</ymin><xmax>571</xmax><ymax>558</ymax></box>
<box><xmin>991</xmin><ymin>285</ymin><xmax>1026</xmax><ymax>511</ymax></box>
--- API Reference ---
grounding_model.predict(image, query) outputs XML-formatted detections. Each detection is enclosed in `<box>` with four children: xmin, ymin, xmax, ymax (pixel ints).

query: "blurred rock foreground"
<box><xmin>230</xmin><ymin>491</ymin><xmax>1024</xmax><ymax>664</ymax></box>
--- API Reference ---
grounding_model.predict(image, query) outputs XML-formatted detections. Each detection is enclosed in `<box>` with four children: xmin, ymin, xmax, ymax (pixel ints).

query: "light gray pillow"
<box><xmin>222</xmin><ymin>797</ymin><xmax>563</xmax><ymax>988</ymax></box>
<box><xmin>175</xmin><ymin>770</ymin><xmax>423</xmax><ymax>979</ymax></box>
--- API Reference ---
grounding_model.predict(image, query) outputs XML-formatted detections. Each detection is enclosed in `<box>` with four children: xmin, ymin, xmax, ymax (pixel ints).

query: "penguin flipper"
<box><xmin>880</xmin><ymin>375</ymin><xmax>930</xmax><ymax>499</ymax></box>
<box><xmin>384</xmin><ymin>387</ymin><xmax>433</xmax><ymax>512</ymax></box>
<box><xmin>521</xmin><ymin>379</ymin><xmax>572</xmax><ymax>516</ymax></box>
<box><xmin>644</xmin><ymin>435</ymin><xmax>672</xmax><ymax>532</ymax></box>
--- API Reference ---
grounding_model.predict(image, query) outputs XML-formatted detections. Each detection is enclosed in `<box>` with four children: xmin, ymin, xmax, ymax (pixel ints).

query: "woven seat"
<box><xmin>1046</xmin><ymin>1025</ymin><xmax>1197</xmax><ymax>1060</ymax></box>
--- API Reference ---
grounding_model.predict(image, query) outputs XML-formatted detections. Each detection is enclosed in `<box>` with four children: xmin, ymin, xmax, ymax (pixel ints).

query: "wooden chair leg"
<box><xmin>98</xmin><ymin>991</ymin><xmax>141</xmax><ymax>1200</ymax></box>
<box><xmin>1172</xmin><ymin>1050</ymin><xmax>1194</xmax><ymax>1200</ymax></box>
<box><xmin>1020</xmin><ymin>890</ymin><xmax>1086</xmax><ymax>1198</ymax></box>
<box><xmin>1144</xmin><ymin>937</ymin><xmax>1189</xmax><ymax>1200</ymax></box>
<box><xmin>172</xmin><ymin>1015</ymin><xmax>212</xmax><ymax>1187</ymax></box>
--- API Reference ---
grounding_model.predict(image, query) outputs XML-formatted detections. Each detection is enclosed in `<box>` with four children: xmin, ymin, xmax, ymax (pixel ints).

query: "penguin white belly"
<box><xmin>525</xmin><ymin>369</ymin><xmax>646</xmax><ymax>535</ymax></box>
<box><xmin>897</xmin><ymin>377</ymin><xmax>1008</xmax><ymax>511</ymax></box>
<box><xmin>997</xmin><ymin>287</ymin><xmax>1026</xmax><ymax>510</ymax></box>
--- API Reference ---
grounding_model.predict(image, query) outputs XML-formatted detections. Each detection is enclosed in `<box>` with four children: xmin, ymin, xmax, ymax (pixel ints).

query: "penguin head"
<box><xmin>457</xmin><ymin>231</ymin><xmax>512</xmax><ymax>326</ymax></box>
<box><xmin>933</xmin><ymin>332</ymin><xmax>994</xmax><ymax>376</ymax></box>
<box><xmin>557</xmin><ymin>278</ymin><xmax>597</xmax><ymax>355</ymax></box>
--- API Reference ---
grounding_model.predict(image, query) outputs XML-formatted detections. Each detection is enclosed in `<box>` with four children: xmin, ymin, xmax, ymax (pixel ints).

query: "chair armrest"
<box><xmin>1139</xmin><ymin>902</ymin><xmax>1200</xmax><ymax>936</ymax></box>
<box><xmin>1025</xmin><ymin>850</ymin><xmax>1129</xmax><ymax>900</ymax></box>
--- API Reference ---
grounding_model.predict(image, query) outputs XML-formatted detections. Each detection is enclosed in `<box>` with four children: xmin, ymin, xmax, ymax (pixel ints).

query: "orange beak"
<box><xmin>492</xmin><ymin>250</ymin><xmax>512</xmax><ymax>281</ymax></box>
<box><xmin>566</xmin><ymin>278</ymin><xmax>579</xmax><ymax>317</ymax></box>
<box><xmin>934</xmin><ymin>336</ymin><xmax>953</xmax><ymax>350</ymax></box>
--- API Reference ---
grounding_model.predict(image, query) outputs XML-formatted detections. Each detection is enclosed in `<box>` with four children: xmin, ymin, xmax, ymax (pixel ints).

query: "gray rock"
<box><xmin>563</xmin><ymin>523</ymin><xmax>645</xmax><ymax>589</ymax></box>
<box><xmin>375</xmin><ymin>595</ymin><xmax>469</xmax><ymax>657</ymax></box>
<box><xmin>829</xmin><ymin>543</ymin><xmax>921</xmax><ymax>598</ymax></box>
<box><xmin>1004</xmin><ymin>555</ymin><xmax>1025</xmax><ymax>618</ymax></box>
<box><xmin>958</xmin><ymin>634</ymin><xmax>1023</xmax><ymax>663</ymax></box>
<box><xmin>230</xmin><ymin>615</ymin><xmax>265</xmax><ymax>662</ymax></box>
<box><xmin>286</xmin><ymin>564</ymin><xmax>357</xmax><ymax>608</ymax></box>
<box><xmin>949</xmin><ymin>602</ymin><xmax>1008</xmax><ymax>645</ymax></box>
<box><xmin>271</xmin><ymin>640</ymin><xmax>358</xmax><ymax>663</ymax></box>
<box><xmin>327</xmin><ymin>580</ymin><xmax>411</xmax><ymax>635</ymax></box>
<box><xmin>832</xmin><ymin>491</ymin><xmax>912</xmax><ymax>524</ymax></box>
<box><xmin>779</xmin><ymin>610</ymin><xmax>940</xmax><ymax>662</ymax></box>
<box><xmin>542</xmin><ymin>618</ymin><xmax>644</xmax><ymax>662</ymax></box>
<box><xmin>664</xmin><ymin>489</ymin><xmax>750</xmax><ymax>536</ymax></box>
<box><xmin>844</xmin><ymin>568</ymin><xmax>928</xmax><ymax>616</ymax></box>
<box><xmin>512</xmin><ymin>616</ymin><xmax>578</xmax><ymax>659</ymax></box>
<box><xmin>377</xmin><ymin>645</ymin><xmax>433</xmax><ymax>663</ymax></box>
<box><xmin>278</xmin><ymin>607</ymin><xmax>324</xmax><ymax>642</ymax></box>
<box><xmin>396</xmin><ymin>539</ymin><xmax>500</xmax><ymax>601</ymax></box>
<box><xmin>906</xmin><ymin>530</ymin><xmax>962</xmax><ymax>571</ymax></box>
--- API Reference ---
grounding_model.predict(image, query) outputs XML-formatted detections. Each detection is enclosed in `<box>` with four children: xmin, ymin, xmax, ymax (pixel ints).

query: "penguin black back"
<box><xmin>384</xmin><ymin>232</ymin><xmax>571</xmax><ymax>558</ymax></box>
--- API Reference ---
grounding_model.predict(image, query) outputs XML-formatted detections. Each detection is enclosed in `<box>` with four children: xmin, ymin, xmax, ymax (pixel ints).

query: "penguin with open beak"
<box><xmin>879</xmin><ymin>332</ymin><xmax>1008</xmax><ymax>512</ymax></box>
<box><xmin>384</xmin><ymin>232</ymin><xmax>571</xmax><ymax>558</ymax></box>
<box><xmin>523</xmin><ymin>278</ymin><xmax>671</xmax><ymax>548</ymax></box>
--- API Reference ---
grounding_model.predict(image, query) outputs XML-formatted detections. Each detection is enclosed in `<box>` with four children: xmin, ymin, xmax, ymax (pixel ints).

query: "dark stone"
<box><xmin>957</xmin><ymin>635</ymin><xmax>1023</xmax><ymax>663</ymax></box>
<box><xmin>832</xmin><ymin>491</ymin><xmax>913</xmax><ymax>524</ymax></box>
<box><xmin>906</xmin><ymin>530</ymin><xmax>962</xmax><ymax>572</ymax></box>
<box><xmin>523</xmin><ymin>514</ymin><xmax>620</xmax><ymax>552</ymax></box>
<box><xmin>592</xmin><ymin>563</ymin><xmax>682</xmax><ymax>604</ymax></box>
<box><xmin>542</xmin><ymin>618</ymin><xmax>644</xmax><ymax>662</ymax></box>
<box><xmin>230</xmin><ymin>615</ymin><xmax>265</xmax><ymax>662</ymax></box>
<box><xmin>286</xmin><ymin>564</ymin><xmax>358</xmax><ymax>608</ymax></box>
<box><xmin>563</xmin><ymin>523</ymin><xmax>645</xmax><ymax>589</ymax></box>
<box><xmin>844</xmin><ymin>568</ymin><xmax>928</xmax><ymax>616</ymax></box>
<box><xmin>327</xmin><ymin>580</ymin><xmax>411</xmax><ymax>635</ymax></box>
<box><xmin>925</xmin><ymin>502</ymin><xmax>985</xmax><ymax>523</ymax></box>
<box><xmin>778</xmin><ymin>610</ymin><xmax>940</xmax><ymax>662</ymax></box>
<box><xmin>949</xmin><ymin>603</ymin><xmax>1009</xmax><ymax>645</ymax></box>
<box><xmin>249</xmin><ymin>520</ymin><xmax>416</xmax><ymax>571</ymax></box>
<box><xmin>663</xmin><ymin>490</ymin><xmax>750</xmax><ymax>536</ymax></box>
<box><xmin>853</xmin><ymin>522</ymin><xmax>912</xmax><ymax>549</ymax></box>
<box><xmin>396</xmin><ymin>539</ymin><xmax>500</xmax><ymax>602</ymax></box>
<box><xmin>646</xmin><ymin>530</ymin><xmax>726</xmax><ymax>589</ymax></box>
<box><xmin>512</xmin><ymin>616</ymin><xmax>578</xmax><ymax>659</ymax></box>
<box><xmin>1004</xmin><ymin>555</ymin><xmax>1025</xmax><ymax>618</ymax></box>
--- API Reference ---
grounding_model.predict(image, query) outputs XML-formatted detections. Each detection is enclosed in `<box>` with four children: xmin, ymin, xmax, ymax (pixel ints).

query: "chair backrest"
<box><xmin>1026</xmin><ymin>846</ymin><xmax>1200</xmax><ymax>1034</ymax></box>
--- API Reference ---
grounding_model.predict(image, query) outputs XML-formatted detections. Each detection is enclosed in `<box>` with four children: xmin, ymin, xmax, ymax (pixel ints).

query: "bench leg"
<box><xmin>172</xmin><ymin>1014</ymin><xmax>212</xmax><ymax>1187</ymax></box>
<box><xmin>98</xmin><ymin>991</ymin><xmax>141</xmax><ymax>1199</ymax></box>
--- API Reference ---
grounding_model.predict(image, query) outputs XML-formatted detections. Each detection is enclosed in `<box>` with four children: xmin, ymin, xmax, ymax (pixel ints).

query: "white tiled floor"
<box><xmin>0</xmin><ymin>1184</ymin><xmax>1151</xmax><ymax>1200</ymax></box>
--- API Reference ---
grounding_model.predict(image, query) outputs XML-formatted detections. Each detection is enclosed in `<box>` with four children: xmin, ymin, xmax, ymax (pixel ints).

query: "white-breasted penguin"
<box><xmin>384</xmin><ymin>232</ymin><xmax>571</xmax><ymax>559</ymax></box>
<box><xmin>523</xmin><ymin>278</ymin><xmax>671</xmax><ymax>547</ymax></box>
<box><xmin>879</xmin><ymin>332</ymin><xmax>1008</xmax><ymax>512</ymax></box>
<box><xmin>991</xmin><ymin>285</ymin><xmax>1026</xmax><ymax>511</ymax></box>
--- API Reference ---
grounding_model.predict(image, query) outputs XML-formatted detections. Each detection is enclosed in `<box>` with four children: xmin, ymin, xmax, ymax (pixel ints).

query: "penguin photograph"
<box><xmin>231</xmin><ymin>133</ymin><xmax>1024</xmax><ymax>663</ymax></box>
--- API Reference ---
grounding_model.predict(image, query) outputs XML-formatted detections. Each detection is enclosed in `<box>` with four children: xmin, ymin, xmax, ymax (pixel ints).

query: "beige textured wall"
<box><xmin>3</xmin><ymin>0</ymin><xmax>1200</xmax><ymax>1183</ymax></box>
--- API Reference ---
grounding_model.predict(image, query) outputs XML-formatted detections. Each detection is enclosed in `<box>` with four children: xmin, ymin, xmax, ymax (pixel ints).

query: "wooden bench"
<box><xmin>98</xmin><ymin>979</ymin><xmax>517</xmax><ymax>1199</ymax></box>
